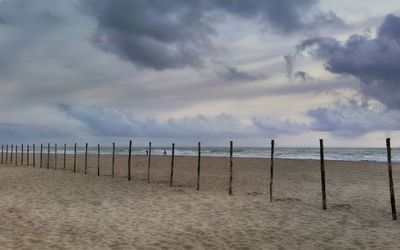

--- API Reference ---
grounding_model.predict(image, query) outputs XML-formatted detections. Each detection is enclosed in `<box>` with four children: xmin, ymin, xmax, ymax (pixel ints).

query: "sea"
<box><xmin>63</xmin><ymin>146</ymin><xmax>400</xmax><ymax>163</ymax></box>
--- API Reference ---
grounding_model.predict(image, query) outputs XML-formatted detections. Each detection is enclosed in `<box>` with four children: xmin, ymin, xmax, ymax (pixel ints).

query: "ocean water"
<box><xmin>61</xmin><ymin>146</ymin><xmax>400</xmax><ymax>163</ymax></box>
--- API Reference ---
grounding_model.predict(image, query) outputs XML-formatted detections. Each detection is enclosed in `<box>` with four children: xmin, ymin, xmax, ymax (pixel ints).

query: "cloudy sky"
<box><xmin>0</xmin><ymin>0</ymin><xmax>400</xmax><ymax>147</ymax></box>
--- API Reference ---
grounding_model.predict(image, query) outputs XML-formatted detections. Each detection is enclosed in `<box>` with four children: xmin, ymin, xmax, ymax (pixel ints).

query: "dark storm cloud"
<box><xmin>296</xmin><ymin>14</ymin><xmax>400</xmax><ymax>109</ymax></box>
<box><xmin>307</xmin><ymin>99</ymin><xmax>400</xmax><ymax>137</ymax></box>
<box><xmin>84</xmin><ymin>0</ymin><xmax>344</xmax><ymax>70</ymax></box>
<box><xmin>216</xmin><ymin>66</ymin><xmax>267</xmax><ymax>82</ymax></box>
<box><xmin>58</xmin><ymin>104</ymin><xmax>307</xmax><ymax>139</ymax></box>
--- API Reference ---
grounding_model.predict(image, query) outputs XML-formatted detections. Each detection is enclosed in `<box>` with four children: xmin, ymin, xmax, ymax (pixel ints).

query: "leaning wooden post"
<box><xmin>73</xmin><ymin>143</ymin><xmax>77</xmax><ymax>173</ymax></box>
<box><xmin>229</xmin><ymin>141</ymin><xmax>233</xmax><ymax>195</ymax></box>
<box><xmin>128</xmin><ymin>140</ymin><xmax>132</xmax><ymax>181</ymax></box>
<box><xmin>63</xmin><ymin>144</ymin><xmax>66</xmax><ymax>170</ymax></box>
<box><xmin>386</xmin><ymin>138</ymin><xmax>397</xmax><ymax>220</ymax></box>
<box><xmin>27</xmin><ymin>144</ymin><xmax>30</xmax><ymax>166</ymax></box>
<box><xmin>112</xmin><ymin>142</ymin><xmax>115</xmax><ymax>178</ymax></box>
<box><xmin>197</xmin><ymin>142</ymin><xmax>201</xmax><ymax>191</ymax></box>
<box><xmin>97</xmin><ymin>144</ymin><xmax>100</xmax><ymax>176</ymax></box>
<box><xmin>33</xmin><ymin>144</ymin><xmax>35</xmax><ymax>167</ymax></box>
<box><xmin>269</xmin><ymin>140</ymin><xmax>275</xmax><ymax>202</ymax></box>
<box><xmin>40</xmin><ymin>144</ymin><xmax>43</xmax><ymax>168</ymax></box>
<box><xmin>170</xmin><ymin>143</ymin><xmax>175</xmax><ymax>187</ymax></box>
<box><xmin>320</xmin><ymin>139</ymin><xmax>327</xmax><ymax>210</ymax></box>
<box><xmin>6</xmin><ymin>145</ymin><xmax>9</xmax><ymax>164</ymax></box>
<box><xmin>47</xmin><ymin>143</ymin><xmax>50</xmax><ymax>169</ymax></box>
<box><xmin>21</xmin><ymin>144</ymin><xmax>24</xmax><ymax>165</ymax></box>
<box><xmin>84</xmin><ymin>143</ymin><xmax>88</xmax><ymax>175</ymax></box>
<box><xmin>147</xmin><ymin>142</ymin><xmax>151</xmax><ymax>183</ymax></box>
<box><xmin>15</xmin><ymin>145</ymin><xmax>18</xmax><ymax>166</ymax></box>
<box><xmin>54</xmin><ymin>144</ymin><xmax>57</xmax><ymax>170</ymax></box>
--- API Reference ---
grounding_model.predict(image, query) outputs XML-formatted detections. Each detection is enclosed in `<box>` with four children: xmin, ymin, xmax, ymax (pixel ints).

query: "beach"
<box><xmin>0</xmin><ymin>155</ymin><xmax>399</xmax><ymax>249</ymax></box>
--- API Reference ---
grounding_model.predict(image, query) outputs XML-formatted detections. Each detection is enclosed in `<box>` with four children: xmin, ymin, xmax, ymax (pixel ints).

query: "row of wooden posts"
<box><xmin>0</xmin><ymin>138</ymin><xmax>398</xmax><ymax>220</ymax></box>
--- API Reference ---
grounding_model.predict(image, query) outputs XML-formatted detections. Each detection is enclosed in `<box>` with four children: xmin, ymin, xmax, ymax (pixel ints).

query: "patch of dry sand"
<box><xmin>0</xmin><ymin>155</ymin><xmax>400</xmax><ymax>249</ymax></box>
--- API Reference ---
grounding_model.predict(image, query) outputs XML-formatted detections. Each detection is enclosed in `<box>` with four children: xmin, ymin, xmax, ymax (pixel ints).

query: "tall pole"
<box><xmin>320</xmin><ymin>139</ymin><xmax>327</xmax><ymax>210</ymax></box>
<box><xmin>229</xmin><ymin>141</ymin><xmax>233</xmax><ymax>195</ymax></box>
<box><xmin>21</xmin><ymin>144</ymin><xmax>24</xmax><ymax>165</ymax></box>
<box><xmin>85</xmin><ymin>143</ymin><xmax>88</xmax><ymax>175</ymax></box>
<box><xmin>47</xmin><ymin>143</ymin><xmax>50</xmax><ymax>169</ymax></box>
<box><xmin>54</xmin><ymin>144</ymin><xmax>57</xmax><ymax>170</ymax></box>
<box><xmin>73</xmin><ymin>143</ymin><xmax>77</xmax><ymax>173</ymax></box>
<box><xmin>40</xmin><ymin>144</ymin><xmax>43</xmax><ymax>168</ymax></box>
<box><xmin>197</xmin><ymin>142</ymin><xmax>201</xmax><ymax>191</ymax></box>
<box><xmin>33</xmin><ymin>144</ymin><xmax>35</xmax><ymax>167</ymax></box>
<box><xmin>386</xmin><ymin>138</ymin><xmax>397</xmax><ymax>220</ymax></box>
<box><xmin>63</xmin><ymin>144</ymin><xmax>66</xmax><ymax>170</ymax></box>
<box><xmin>147</xmin><ymin>142</ymin><xmax>151</xmax><ymax>183</ymax></box>
<box><xmin>269</xmin><ymin>140</ymin><xmax>275</xmax><ymax>202</ymax></box>
<box><xmin>97</xmin><ymin>144</ymin><xmax>100</xmax><ymax>176</ymax></box>
<box><xmin>15</xmin><ymin>145</ymin><xmax>17</xmax><ymax>166</ymax></box>
<box><xmin>112</xmin><ymin>142</ymin><xmax>115</xmax><ymax>178</ymax></box>
<box><xmin>170</xmin><ymin>143</ymin><xmax>175</xmax><ymax>187</ymax></box>
<box><xmin>128</xmin><ymin>140</ymin><xmax>132</xmax><ymax>181</ymax></box>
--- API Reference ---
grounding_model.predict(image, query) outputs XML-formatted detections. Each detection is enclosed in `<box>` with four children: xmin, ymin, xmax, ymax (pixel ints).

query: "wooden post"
<box><xmin>15</xmin><ymin>145</ymin><xmax>18</xmax><ymax>166</ymax></box>
<box><xmin>85</xmin><ymin>143</ymin><xmax>88</xmax><ymax>175</ymax></box>
<box><xmin>229</xmin><ymin>141</ymin><xmax>233</xmax><ymax>195</ymax></box>
<box><xmin>112</xmin><ymin>142</ymin><xmax>115</xmax><ymax>178</ymax></box>
<box><xmin>128</xmin><ymin>140</ymin><xmax>132</xmax><ymax>181</ymax></box>
<box><xmin>386</xmin><ymin>138</ymin><xmax>397</xmax><ymax>220</ymax></box>
<box><xmin>1</xmin><ymin>145</ymin><xmax>3</xmax><ymax>164</ymax></box>
<box><xmin>97</xmin><ymin>144</ymin><xmax>100</xmax><ymax>176</ymax></box>
<box><xmin>147</xmin><ymin>142</ymin><xmax>151</xmax><ymax>183</ymax></box>
<box><xmin>54</xmin><ymin>144</ymin><xmax>57</xmax><ymax>170</ymax></box>
<box><xmin>74</xmin><ymin>143</ymin><xmax>77</xmax><ymax>173</ymax></box>
<box><xmin>21</xmin><ymin>144</ymin><xmax>23</xmax><ymax>165</ymax></box>
<box><xmin>33</xmin><ymin>144</ymin><xmax>35</xmax><ymax>167</ymax></box>
<box><xmin>40</xmin><ymin>144</ymin><xmax>43</xmax><ymax>168</ymax></box>
<box><xmin>169</xmin><ymin>143</ymin><xmax>175</xmax><ymax>187</ymax></box>
<box><xmin>47</xmin><ymin>143</ymin><xmax>50</xmax><ymax>169</ymax></box>
<box><xmin>63</xmin><ymin>144</ymin><xmax>66</xmax><ymax>170</ymax></box>
<box><xmin>10</xmin><ymin>145</ymin><xmax>13</xmax><ymax>165</ymax></box>
<box><xmin>6</xmin><ymin>144</ymin><xmax>8</xmax><ymax>164</ymax></box>
<box><xmin>27</xmin><ymin>144</ymin><xmax>30</xmax><ymax>166</ymax></box>
<box><xmin>197</xmin><ymin>142</ymin><xmax>201</xmax><ymax>191</ymax></box>
<box><xmin>269</xmin><ymin>140</ymin><xmax>275</xmax><ymax>202</ymax></box>
<box><xmin>320</xmin><ymin>139</ymin><xmax>327</xmax><ymax>210</ymax></box>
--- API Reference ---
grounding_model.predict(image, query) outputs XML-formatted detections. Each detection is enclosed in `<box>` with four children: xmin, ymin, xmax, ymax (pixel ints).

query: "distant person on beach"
<box><xmin>163</xmin><ymin>149</ymin><xmax>167</xmax><ymax>156</ymax></box>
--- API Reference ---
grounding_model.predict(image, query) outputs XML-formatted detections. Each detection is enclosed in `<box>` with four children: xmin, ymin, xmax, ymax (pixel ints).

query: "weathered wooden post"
<box><xmin>33</xmin><ymin>144</ymin><xmax>35</xmax><ymax>167</ymax></box>
<box><xmin>1</xmin><ymin>145</ymin><xmax>3</xmax><ymax>164</ymax></box>
<box><xmin>15</xmin><ymin>145</ymin><xmax>18</xmax><ymax>166</ymax></box>
<box><xmin>97</xmin><ymin>144</ymin><xmax>100</xmax><ymax>176</ymax></box>
<box><xmin>320</xmin><ymin>139</ymin><xmax>327</xmax><ymax>210</ymax></box>
<box><xmin>85</xmin><ymin>143</ymin><xmax>88</xmax><ymax>175</ymax></box>
<box><xmin>54</xmin><ymin>144</ymin><xmax>57</xmax><ymax>170</ymax></box>
<box><xmin>269</xmin><ymin>140</ymin><xmax>275</xmax><ymax>202</ymax></box>
<box><xmin>386</xmin><ymin>138</ymin><xmax>397</xmax><ymax>220</ymax></box>
<box><xmin>27</xmin><ymin>144</ymin><xmax>30</xmax><ymax>166</ymax></box>
<box><xmin>147</xmin><ymin>142</ymin><xmax>151</xmax><ymax>183</ymax></box>
<box><xmin>229</xmin><ymin>141</ymin><xmax>233</xmax><ymax>196</ymax></box>
<box><xmin>6</xmin><ymin>144</ymin><xmax>9</xmax><ymax>164</ymax></box>
<box><xmin>47</xmin><ymin>143</ymin><xmax>50</xmax><ymax>169</ymax></box>
<box><xmin>40</xmin><ymin>144</ymin><xmax>43</xmax><ymax>168</ymax></box>
<box><xmin>74</xmin><ymin>143</ymin><xmax>77</xmax><ymax>173</ymax></box>
<box><xmin>197</xmin><ymin>142</ymin><xmax>201</xmax><ymax>191</ymax></box>
<box><xmin>63</xmin><ymin>144</ymin><xmax>66</xmax><ymax>170</ymax></box>
<box><xmin>128</xmin><ymin>140</ymin><xmax>132</xmax><ymax>181</ymax></box>
<box><xmin>10</xmin><ymin>145</ymin><xmax>13</xmax><ymax>164</ymax></box>
<box><xmin>21</xmin><ymin>144</ymin><xmax>23</xmax><ymax>165</ymax></box>
<box><xmin>170</xmin><ymin>143</ymin><xmax>175</xmax><ymax>187</ymax></box>
<box><xmin>5</xmin><ymin>145</ymin><xmax>7</xmax><ymax>165</ymax></box>
<box><xmin>112</xmin><ymin>142</ymin><xmax>115</xmax><ymax>178</ymax></box>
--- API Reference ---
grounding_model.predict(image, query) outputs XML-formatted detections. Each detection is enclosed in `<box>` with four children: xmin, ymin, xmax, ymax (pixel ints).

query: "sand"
<box><xmin>0</xmin><ymin>154</ymin><xmax>400</xmax><ymax>249</ymax></box>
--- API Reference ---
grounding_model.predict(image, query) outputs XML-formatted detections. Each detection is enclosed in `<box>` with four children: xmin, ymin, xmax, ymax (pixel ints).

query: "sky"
<box><xmin>0</xmin><ymin>0</ymin><xmax>400</xmax><ymax>147</ymax></box>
